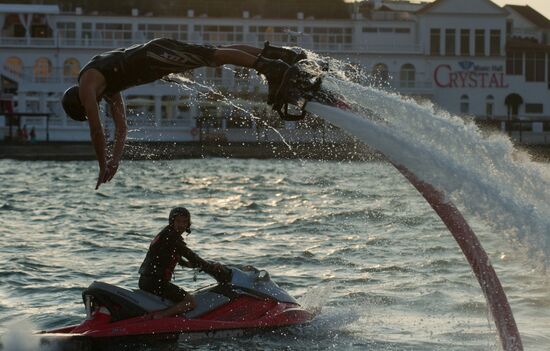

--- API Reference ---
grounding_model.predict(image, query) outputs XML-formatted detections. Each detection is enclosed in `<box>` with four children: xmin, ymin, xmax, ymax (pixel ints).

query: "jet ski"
<box><xmin>39</xmin><ymin>265</ymin><xmax>316</xmax><ymax>349</ymax></box>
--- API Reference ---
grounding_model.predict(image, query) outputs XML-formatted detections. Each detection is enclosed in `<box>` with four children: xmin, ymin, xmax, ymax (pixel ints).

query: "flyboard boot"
<box><xmin>259</xmin><ymin>41</ymin><xmax>307</xmax><ymax>65</ymax></box>
<box><xmin>255</xmin><ymin>52</ymin><xmax>343</xmax><ymax>121</ymax></box>
<box><xmin>253</xmin><ymin>56</ymin><xmax>292</xmax><ymax>105</ymax></box>
<box><xmin>260</xmin><ymin>41</ymin><xmax>329</xmax><ymax>72</ymax></box>
<box><xmin>269</xmin><ymin>60</ymin><xmax>347</xmax><ymax>121</ymax></box>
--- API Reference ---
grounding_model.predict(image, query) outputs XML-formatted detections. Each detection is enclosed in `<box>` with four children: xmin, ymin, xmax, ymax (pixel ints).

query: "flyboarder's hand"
<box><xmin>105</xmin><ymin>159</ymin><xmax>119</xmax><ymax>182</ymax></box>
<box><xmin>95</xmin><ymin>165</ymin><xmax>110</xmax><ymax>190</ymax></box>
<box><xmin>95</xmin><ymin>160</ymin><xmax>118</xmax><ymax>189</ymax></box>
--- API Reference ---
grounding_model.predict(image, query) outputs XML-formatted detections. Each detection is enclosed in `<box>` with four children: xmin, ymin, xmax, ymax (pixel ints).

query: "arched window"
<box><xmin>34</xmin><ymin>57</ymin><xmax>52</xmax><ymax>81</ymax></box>
<box><xmin>63</xmin><ymin>58</ymin><xmax>80</xmax><ymax>79</ymax></box>
<box><xmin>372</xmin><ymin>63</ymin><xmax>389</xmax><ymax>86</ymax></box>
<box><xmin>399</xmin><ymin>63</ymin><xmax>415</xmax><ymax>88</ymax></box>
<box><xmin>460</xmin><ymin>94</ymin><xmax>469</xmax><ymax>114</ymax></box>
<box><xmin>486</xmin><ymin>95</ymin><xmax>494</xmax><ymax>118</ymax></box>
<box><xmin>5</xmin><ymin>56</ymin><xmax>23</xmax><ymax>77</ymax></box>
<box><xmin>505</xmin><ymin>93</ymin><xmax>523</xmax><ymax>119</ymax></box>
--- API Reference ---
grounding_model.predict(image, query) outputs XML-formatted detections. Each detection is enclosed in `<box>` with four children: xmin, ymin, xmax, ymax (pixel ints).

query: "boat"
<box><xmin>39</xmin><ymin>265</ymin><xmax>316</xmax><ymax>349</ymax></box>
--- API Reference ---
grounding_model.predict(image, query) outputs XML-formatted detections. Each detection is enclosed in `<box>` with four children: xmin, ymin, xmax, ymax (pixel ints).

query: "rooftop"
<box><xmin>2</xmin><ymin>0</ymin><xmax>351</xmax><ymax>19</ymax></box>
<box><xmin>505</xmin><ymin>5</ymin><xmax>550</xmax><ymax>29</ymax></box>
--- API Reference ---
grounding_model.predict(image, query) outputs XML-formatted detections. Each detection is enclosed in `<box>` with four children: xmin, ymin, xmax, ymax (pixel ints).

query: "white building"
<box><xmin>1</xmin><ymin>0</ymin><xmax>549</xmax><ymax>143</ymax></box>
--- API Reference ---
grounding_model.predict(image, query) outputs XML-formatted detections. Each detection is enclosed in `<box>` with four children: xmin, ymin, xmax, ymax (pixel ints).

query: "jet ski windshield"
<box><xmin>229</xmin><ymin>266</ymin><xmax>298</xmax><ymax>304</ymax></box>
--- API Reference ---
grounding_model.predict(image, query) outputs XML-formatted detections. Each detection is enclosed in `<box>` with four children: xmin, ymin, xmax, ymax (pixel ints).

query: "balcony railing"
<box><xmin>0</xmin><ymin>37</ymin><xmax>56</xmax><ymax>47</ymax></box>
<box><xmin>510</xmin><ymin>29</ymin><xmax>542</xmax><ymax>41</ymax></box>
<box><xmin>0</xmin><ymin>32</ymin><xmax>420</xmax><ymax>54</ymax></box>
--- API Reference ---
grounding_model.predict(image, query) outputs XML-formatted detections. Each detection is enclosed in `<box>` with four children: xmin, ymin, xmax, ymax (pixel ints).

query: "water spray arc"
<box><xmin>305</xmin><ymin>101</ymin><xmax>523</xmax><ymax>351</ymax></box>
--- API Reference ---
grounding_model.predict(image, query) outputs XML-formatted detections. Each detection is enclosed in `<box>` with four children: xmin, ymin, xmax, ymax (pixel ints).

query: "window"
<box><xmin>460</xmin><ymin>95</ymin><xmax>469</xmax><ymax>114</ymax></box>
<box><xmin>506</xmin><ymin>51</ymin><xmax>523</xmax><ymax>75</ymax></box>
<box><xmin>138</xmin><ymin>24</ymin><xmax>187</xmax><ymax>41</ymax></box>
<box><xmin>362</xmin><ymin>27</ymin><xmax>410</xmax><ymax>34</ymax></box>
<box><xmin>525</xmin><ymin>52</ymin><xmax>545</xmax><ymax>82</ymax></box>
<box><xmin>445</xmin><ymin>29</ymin><xmax>456</xmax><ymax>56</ymax></box>
<box><xmin>34</xmin><ymin>57</ymin><xmax>52</xmax><ymax>80</ymax></box>
<box><xmin>195</xmin><ymin>25</ymin><xmax>243</xmax><ymax>42</ymax></box>
<box><xmin>95</xmin><ymin>23</ymin><xmax>132</xmax><ymax>40</ymax></box>
<box><xmin>5</xmin><ymin>56</ymin><xmax>23</xmax><ymax>76</ymax></box>
<box><xmin>525</xmin><ymin>103</ymin><xmax>543</xmax><ymax>114</ymax></box>
<box><xmin>205</xmin><ymin>67</ymin><xmax>223</xmax><ymax>80</ymax></box>
<box><xmin>400</xmin><ymin>64</ymin><xmax>415</xmax><ymax>88</ymax></box>
<box><xmin>490</xmin><ymin>30</ymin><xmax>501</xmax><ymax>56</ymax></box>
<box><xmin>82</xmin><ymin>23</ymin><xmax>92</xmax><ymax>40</ymax></box>
<box><xmin>475</xmin><ymin>29</ymin><xmax>485</xmax><ymax>56</ymax></box>
<box><xmin>460</xmin><ymin>29</ymin><xmax>470</xmax><ymax>56</ymax></box>
<box><xmin>31</xmin><ymin>24</ymin><xmax>51</xmax><ymax>38</ymax></box>
<box><xmin>63</xmin><ymin>58</ymin><xmax>80</xmax><ymax>78</ymax></box>
<box><xmin>430</xmin><ymin>28</ymin><xmax>441</xmax><ymax>55</ymax></box>
<box><xmin>372</xmin><ymin>63</ymin><xmax>389</xmax><ymax>86</ymax></box>
<box><xmin>303</xmin><ymin>27</ymin><xmax>353</xmax><ymax>47</ymax></box>
<box><xmin>56</xmin><ymin>22</ymin><xmax>76</xmax><ymax>39</ymax></box>
<box><xmin>486</xmin><ymin>95</ymin><xmax>494</xmax><ymax>118</ymax></box>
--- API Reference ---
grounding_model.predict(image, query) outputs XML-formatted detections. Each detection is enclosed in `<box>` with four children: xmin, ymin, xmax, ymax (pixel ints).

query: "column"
<box><xmin>485</xmin><ymin>29</ymin><xmax>490</xmax><ymax>57</ymax></box>
<box><xmin>39</xmin><ymin>92</ymin><xmax>47</xmax><ymax>113</ymax></box>
<box><xmin>17</xmin><ymin>94</ymin><xmax>27</xmax><ymax>113</ymax></box>
<box><xmin>154</xmin><ymin>94</ymin><xmax>162</xmax><ymax>127</ymax></box>
<box><xmin>470</xmin><ymin>29</ymin><xmax>475</xmax><ymax>57</ymax></box>
<box><xmin>441</xmin><ymin>27</ymin><xmax>446</xmax><ymax>55</ymax></box>
<box><xmin>455</xmin><ymin>28</ymin><xmax>460</xmax><ymax>56</ymax></box>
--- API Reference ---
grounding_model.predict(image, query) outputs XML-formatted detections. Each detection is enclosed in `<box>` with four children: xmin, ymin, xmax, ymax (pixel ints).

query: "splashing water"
<box><xmin>316</xmin><ymin>66</ymin><xmax>550</xmax><ymax>271</ymax></box>
<box><xmin>298</xmin><ymin>283</ymin><xmax>335</xmax><ymax>315</ymax></box>
<box><xmin>0</xmin><ymin>320</ymin><xmax>41</xmax><ymax>351</ymax></box>
<box><xmin>166</xmin><ymin>73</ymin><xmax>294</xmax><ymax>150</ymax></box>
<box><xmin>161</xmin><ymin>52</ymin><xmax>550</xmax><ymax>271</ymax></box>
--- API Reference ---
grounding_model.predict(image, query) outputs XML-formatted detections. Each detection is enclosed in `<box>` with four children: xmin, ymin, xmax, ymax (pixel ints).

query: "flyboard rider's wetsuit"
<box><xmin>78</xmin><ymin>38</ymin><xmax>218</xmax><ymax>95</ymax></box>
<box><xmin>138</xmin><ymin>225</ymin><xmax>231</xmax><ymax>303</ymax></box>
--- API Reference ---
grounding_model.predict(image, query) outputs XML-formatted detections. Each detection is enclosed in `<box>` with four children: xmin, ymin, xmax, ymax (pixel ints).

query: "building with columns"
<box><xmin>1</xmin><ymin>0</ymin><xmax>549</xmax><ymax>143</ymax></box>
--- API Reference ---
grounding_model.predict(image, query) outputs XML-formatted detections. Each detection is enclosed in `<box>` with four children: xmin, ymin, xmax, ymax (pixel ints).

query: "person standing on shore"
<box><xmin>21</xmin><ymin>125</ymin><xmax>28</xmax><ymax>142</ymax></box>
<box><xmin>30</xmin><ymin>126</ymin><xmax>37</xmax><ymax>144</ymax></box>
<box><xmin>61</xmin><ymin>38</ymin><xmax>305</xmax><ymax>189</ymax></box>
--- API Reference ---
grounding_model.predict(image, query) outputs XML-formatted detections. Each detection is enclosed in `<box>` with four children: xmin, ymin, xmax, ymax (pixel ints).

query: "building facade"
<box><xmin>1</xmin><ymin>0</ymin><xmax>549</xmax><ymax>143</ymax></box>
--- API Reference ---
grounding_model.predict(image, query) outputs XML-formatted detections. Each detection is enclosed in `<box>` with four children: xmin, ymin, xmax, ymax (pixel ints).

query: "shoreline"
<box><xmin>1</xmin><ymin>141</ymin><xmax>549</xmax><ymax>162</ymax></box>
<box><xmin>0</xmin><ymin>141</ymin><xmax>381</xmax><ymax>162</ymax></box>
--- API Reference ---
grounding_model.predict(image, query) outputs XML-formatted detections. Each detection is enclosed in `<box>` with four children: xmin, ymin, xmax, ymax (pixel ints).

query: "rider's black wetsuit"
<box><xmin>138</xmin><ymin>225</ymin><xmax>230</xmax><ymax>303</ymax></box>
<box><xmin>78</xmin><ymin>38</ymin><xmax>218</xmax><ymax>95</ymax></box>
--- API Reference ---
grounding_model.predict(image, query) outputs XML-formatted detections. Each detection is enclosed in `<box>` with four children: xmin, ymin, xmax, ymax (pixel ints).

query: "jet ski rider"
<box><xmin>139</xmin><ymin>207</ymin><xmax>230</xmax><ymax>319</ymax></box>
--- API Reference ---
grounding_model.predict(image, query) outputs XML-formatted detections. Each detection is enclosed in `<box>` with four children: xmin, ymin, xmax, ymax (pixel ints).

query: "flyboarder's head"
<box><xmin>62</xmin><ymin>85</ymin><xmax>87</xmax><ymax>122</ymax></box>
<box><xmin>169</xmin><ymin>207</ymin><xmax>191</xmax><ymax>235</ymax></box>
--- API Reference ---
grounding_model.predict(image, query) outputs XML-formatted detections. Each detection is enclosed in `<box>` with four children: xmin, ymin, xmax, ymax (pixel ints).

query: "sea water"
<box><xmin>1</xmin><ymin>54</ymin><xmax>550</xmax><ymax>350</ymax></box>
<box><xmin>1</xmin><ymin>158</ymin><xmax>549</xmax><ymax>350</ymax></box>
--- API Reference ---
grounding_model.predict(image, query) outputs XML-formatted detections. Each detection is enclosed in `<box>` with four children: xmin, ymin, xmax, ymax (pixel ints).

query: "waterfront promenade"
<box><xmin>2</xmin><ymin>141</ymin><xmax>549</xmax><ymax>162</ymax></box>
<box><xmin>0</xmin><ymin>141</ymin><xmax>379</xmax><ymax>161</ymax></box>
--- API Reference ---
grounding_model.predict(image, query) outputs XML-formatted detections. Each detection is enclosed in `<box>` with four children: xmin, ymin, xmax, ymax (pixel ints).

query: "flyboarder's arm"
<box><xmin>78</xmin><ymin>83</ymin><xmax>109</xmax><ymax>190</ymax></box>
<box><xmin>105</xmin><ymin>93</ymin><xmax>127</xmax><ymax>182</ymax></box>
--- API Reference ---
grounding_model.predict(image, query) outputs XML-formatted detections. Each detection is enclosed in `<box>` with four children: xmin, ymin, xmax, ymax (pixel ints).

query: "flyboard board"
<box><xmin>267</xmin><ymin>60</ymin><xmax>523</xmax><ymax>351</ymax></box>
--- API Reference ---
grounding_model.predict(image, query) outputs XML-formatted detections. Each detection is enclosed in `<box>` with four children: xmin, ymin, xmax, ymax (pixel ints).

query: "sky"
<box><xmin>488</xmin><ymin>0</ymin><xmax>550</xmax><ymax>18</ymax></box>
<box><xmin>411</xmin><ymin>0</ymin><xmax>550</xmax><ymax>19</ymax></box>
<box><xmin>346</xmin><ymin>1</ymin><xmax>550</xmax><ymax>20</ymax></box>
